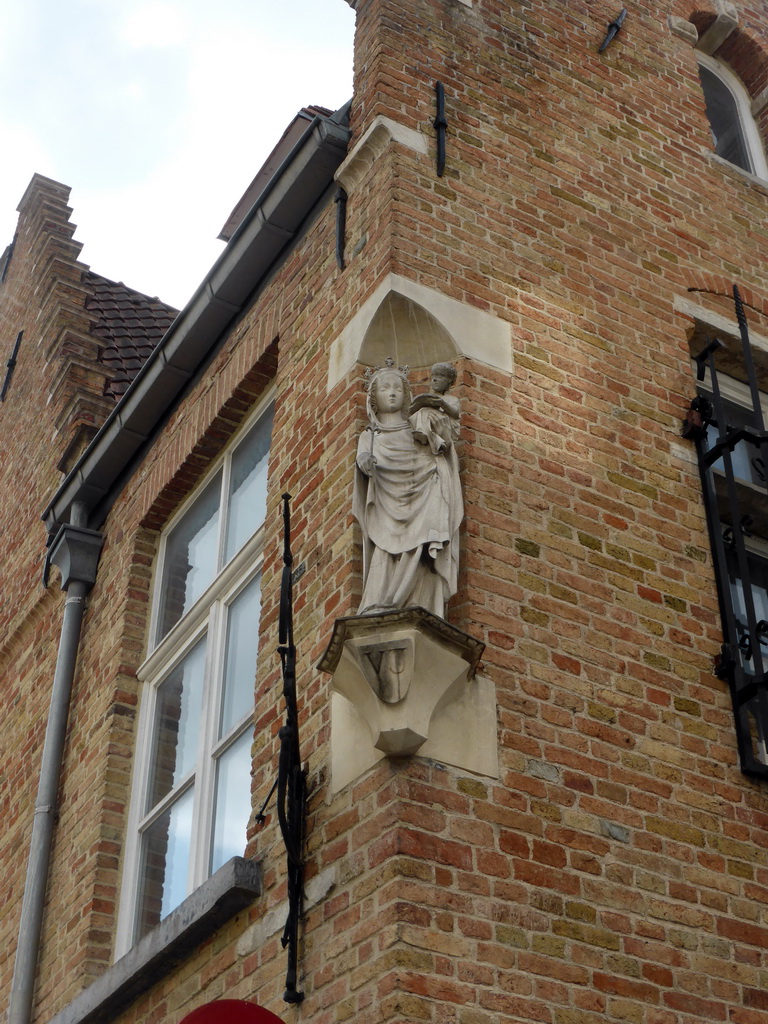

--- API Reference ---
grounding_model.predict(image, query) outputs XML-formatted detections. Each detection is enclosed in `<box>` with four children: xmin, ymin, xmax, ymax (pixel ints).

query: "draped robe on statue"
<box><xmin>353</xmin><ymin>419</ymin><xmax>463</xmax><ymax>617</ymax></box>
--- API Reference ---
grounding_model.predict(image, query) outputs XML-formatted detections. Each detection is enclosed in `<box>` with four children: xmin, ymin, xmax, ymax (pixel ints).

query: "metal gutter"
<box><xmin>42</xmin><ymin>103</ymin><xmax>351</xmax><ymax>535</ymax></box>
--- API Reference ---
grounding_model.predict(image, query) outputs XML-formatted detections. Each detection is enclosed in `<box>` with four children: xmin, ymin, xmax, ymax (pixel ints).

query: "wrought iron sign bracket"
<box><xmin>255</xmin><ymin>494</ymin><xmax>307</xmax><ymax>1001</ymax></box>
<box><xmin>276</xmin><ymin>493</ymin><xmax>307</xmax><ymax>1003</ymax></box>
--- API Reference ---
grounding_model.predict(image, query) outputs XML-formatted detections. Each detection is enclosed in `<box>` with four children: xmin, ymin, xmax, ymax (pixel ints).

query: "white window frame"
<box><xmin>116</xmin><ymin>394</ymin><xmax>274</xmax><ymax>957</ymax></box>
<box><xmin>697</xmin><ymin>53</ymin><xmax>768</xmax><ymax>179</ymax></box>
<box><xmin>696</xmin><ymin>370</ymin><xmax>768</xmax><ymax>427</ymax></box>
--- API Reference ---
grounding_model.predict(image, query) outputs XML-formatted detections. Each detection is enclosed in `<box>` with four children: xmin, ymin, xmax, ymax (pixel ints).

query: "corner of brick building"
<box><xmin>289</xmin><ymin>0</ymin><xmax>768</xmax><ymax>1019</ymax></box>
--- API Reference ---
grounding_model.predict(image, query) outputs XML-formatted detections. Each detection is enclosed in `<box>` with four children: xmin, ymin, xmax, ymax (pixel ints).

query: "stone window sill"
<box><xmin>50</xmin><ymin>857</ymin><xmax>261</xmax><ymax>1024</ymax></box>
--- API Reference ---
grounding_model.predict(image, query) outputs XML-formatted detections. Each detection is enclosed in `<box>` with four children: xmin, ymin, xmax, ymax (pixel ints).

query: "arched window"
<box><xmin>697</xmin><ymin>54</ymin><xmax>768</xmax><ymax>178</ymax></box>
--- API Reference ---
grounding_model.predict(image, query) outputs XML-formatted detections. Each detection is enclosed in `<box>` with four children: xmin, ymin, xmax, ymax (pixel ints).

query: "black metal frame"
<box><xmin>684</xmin><ymin>285</ymin><xmax>768</xmax><ymax>778</ymax></box>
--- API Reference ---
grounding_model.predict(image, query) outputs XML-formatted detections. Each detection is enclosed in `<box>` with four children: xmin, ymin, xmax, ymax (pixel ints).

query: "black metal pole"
<box><xmin>276</xmin><ymin>493</ymin><xmax>306</xmax><ymax>1004</ymax></box>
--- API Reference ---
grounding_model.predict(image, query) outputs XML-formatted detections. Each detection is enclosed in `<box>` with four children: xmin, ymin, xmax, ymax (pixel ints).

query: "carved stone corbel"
<box><xmin>695</xmin><ymin>0</ymin><xmax>738</xmax><ymax>54</ymax></box>
<box><xmin>334</xmin><ymin>116</ymin><xmax>428</xmax><ymax>194</ymax></box>
<box><xmin>320</xmin><ymin>607</ymin><xmax>497</xmax><ymax>790</ymax></box>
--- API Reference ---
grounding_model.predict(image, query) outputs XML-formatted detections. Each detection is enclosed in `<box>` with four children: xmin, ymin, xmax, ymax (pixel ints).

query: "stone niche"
<box><xmin>319</xmin><ymin>607</ymin><xmax>498</xmax><ymax>792</ymax></box>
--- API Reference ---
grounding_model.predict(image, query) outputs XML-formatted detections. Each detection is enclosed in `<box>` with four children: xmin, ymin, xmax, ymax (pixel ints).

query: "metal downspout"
<box><xmin>8</xmin><ymin>504</ymin><xmax>103</xmax><ymax>1024</ymax></box>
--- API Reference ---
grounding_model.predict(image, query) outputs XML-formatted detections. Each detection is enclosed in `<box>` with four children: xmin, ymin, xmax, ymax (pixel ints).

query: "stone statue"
<box><xmin>410</xmin><ymin>362</ymin><xmax>460</xmax><ymax>455</ymax></box>
<box><xmin>352</xmin><ymin>359</ymin><xmax>463</xmax><ymax>617</ymax></box>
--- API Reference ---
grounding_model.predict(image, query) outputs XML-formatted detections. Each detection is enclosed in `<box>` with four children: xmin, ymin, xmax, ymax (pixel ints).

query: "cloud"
<box><xmin>0</xmin><ymin>0</ymin><xmax>355</xmax><ymax>307</ymax></box>
<box><xmin>118</xmin><ymin>3</ymin><xmax>190</xmax><ymax>48</ymax></box>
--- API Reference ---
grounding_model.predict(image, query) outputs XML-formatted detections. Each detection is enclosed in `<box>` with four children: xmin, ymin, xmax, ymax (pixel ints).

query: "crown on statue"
<box><xmin>363</xmin><ymin>357</ymin><xmax>410</xmax><ymax>390</ymax></box>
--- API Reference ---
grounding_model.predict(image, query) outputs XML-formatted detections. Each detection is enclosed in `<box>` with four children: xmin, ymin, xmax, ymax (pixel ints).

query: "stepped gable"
<box><xmin>84</xmin><ymin>272</ymin><xmax>177</xmax><ymax>400</ymax></box>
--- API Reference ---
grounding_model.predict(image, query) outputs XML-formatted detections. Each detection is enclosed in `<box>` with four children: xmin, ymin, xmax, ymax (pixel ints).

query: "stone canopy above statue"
<box><xmin>360</xmin><ymin>293</ymin><xmax>459</xmax><ymax>369</ymax></box>
<box><xmin>327</xmin><ymin>274</ymin><xmax>513</xmax><ymax>389</ymax></box>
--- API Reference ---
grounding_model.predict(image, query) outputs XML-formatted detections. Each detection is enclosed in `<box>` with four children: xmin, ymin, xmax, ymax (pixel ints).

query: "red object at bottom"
<box><xmin>179</xmin><ymin>1001</ymin><xmax>285</xmax><ymax>1024</ymax></box>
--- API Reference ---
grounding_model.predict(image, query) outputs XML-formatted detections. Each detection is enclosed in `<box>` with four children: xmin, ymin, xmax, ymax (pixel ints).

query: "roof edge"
<box><xmin>43</xmin><ymin>106</ymin><xmax>351</xmax><ymax>535</ymax></box>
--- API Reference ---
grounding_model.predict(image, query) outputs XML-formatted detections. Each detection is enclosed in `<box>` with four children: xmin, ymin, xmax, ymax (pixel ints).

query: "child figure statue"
<box><xmin>409</xmin><ymin>362</ymin><xmax>460</xmax><ymax>455</ymax></box>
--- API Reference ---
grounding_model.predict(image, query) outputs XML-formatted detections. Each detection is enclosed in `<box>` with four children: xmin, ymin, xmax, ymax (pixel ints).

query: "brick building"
<box><xmin>3</xmin><ymin>0</ymin><xmax>768</xmax><ymax>1022</ymax></box>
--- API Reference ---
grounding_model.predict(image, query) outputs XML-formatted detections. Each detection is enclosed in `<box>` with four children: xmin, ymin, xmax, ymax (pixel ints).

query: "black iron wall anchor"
<box><xmin>276</xmin><ymin>493</ymin><xmax>307</xmax><ymax>1003</ymax></box>
<box><xmin>1</xmin><ymin>330</ymin><xmax>23</xmax><ymax>402</ymax></box>
<box><xmin>598</xmin><ymin>8</ymin><xmax>627</xmax><ymax>52</ymax></box>
<box><xmin>434</xmin><ymin>81</ymin><xmax>447</xmax><ymax>177</ymax></box>
<box><xmin>334</xmin><ymin>187</ymin><xmax>347</xmax><ymax>270</ymax></box>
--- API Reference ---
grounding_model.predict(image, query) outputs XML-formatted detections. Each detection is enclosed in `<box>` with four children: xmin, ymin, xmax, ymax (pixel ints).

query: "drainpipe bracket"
<box><xmin>47</xmin><ymin>524</ymin><xmax>104</xmax><ymax>591</ymax></box>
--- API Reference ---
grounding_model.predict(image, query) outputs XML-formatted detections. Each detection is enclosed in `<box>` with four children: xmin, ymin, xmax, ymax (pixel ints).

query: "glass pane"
<box><xmin>211</xmin><ymin>729</ymin><xmax>252</xmax><ymax>874</ymax></box>
<box><xmin>730</xmin><ymin>573</ymin><xmax>768</xmax><ymax>675</ymax></box>
<box><xmin>702</xmin><ymin>398</ymin><xmax>766</xmax><ymax>487</ymax></box>
<box><xmin>157</xmin><ymin>473</ymin><xmax>222</xmax><ymax>640</ymax></box>
<box><xmin>742</xmin><ymin>694</ymin><xmax>768</xmax><ymax>767</ymax></box>
<box><xmin>220</xmin><ymin>575</ymin><xmax>261</xmax><ymax>738</ymax></box>
<box><xmin>707</xmin><ymin>423</ymin><xmax>758</xmax><ymax>483</ymax></box>
<box><xmin>147</xmin><ymin>639</ymin><xmax>207</xmax><ymax>809</ymax></box>
<box><xmin>224</xmin><ymin>406</ymin><xmax>273</xmax><ymax>563</ymax></box>
<box><xmin>733</xmin><ymin>437</ymin><xmax>757</xmax><ymax>484</ymax></box>
<box><xmin>699</xmin><ymin>65</ymin><xmax>752</xmax><ymax>172</ymax></box>
<box><xmin>137</xmin><ymin>786</ymin><xmax>194</xmax><ymax>938</ymax></box>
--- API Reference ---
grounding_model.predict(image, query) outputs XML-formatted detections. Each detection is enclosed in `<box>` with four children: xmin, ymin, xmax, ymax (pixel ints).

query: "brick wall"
<box><xmin>0</xmin><ymin>175</ymin><xmax>110</xmax><ymax>1006</ymax></box>
<box><xmin>4</xmin><ymin>0</ymin><xmax>768</xmax><ymax>1022</ymax></box>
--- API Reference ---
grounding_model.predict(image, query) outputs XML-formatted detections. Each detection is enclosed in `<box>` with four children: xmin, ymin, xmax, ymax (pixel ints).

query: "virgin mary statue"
<box><xmin>352</xmin><ymin>359</ymin><xmax>463</xmax><ymax>618</ymax></box>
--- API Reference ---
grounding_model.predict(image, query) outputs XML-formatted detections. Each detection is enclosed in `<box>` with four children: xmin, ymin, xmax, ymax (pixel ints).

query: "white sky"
<box><xmin>0</xmin><ymin>1</ymin><xmax>356</xmax><ymax>309</ymax></box>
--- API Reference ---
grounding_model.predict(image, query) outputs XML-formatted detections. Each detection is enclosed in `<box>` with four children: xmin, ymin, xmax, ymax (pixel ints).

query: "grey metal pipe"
<box><xmin>8</xmin><ymin>505</ymin><xmax>95</xmax><ymax>1024</ymax></box>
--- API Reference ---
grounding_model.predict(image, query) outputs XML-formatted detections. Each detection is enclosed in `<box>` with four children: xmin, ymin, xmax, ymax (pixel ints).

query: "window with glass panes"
<box><xmin>685</xmin><ymin>304</ymin><xmax>768</xmax><ymax>779</ymax></box>
<box><xmin>118</xmin><ymin>402</ymin><xmax>273</xmax><ymax>950</ymax></box>
<box><xmin>728</xmin><ymin>547</ymin><xmax>768</xmax><ymax>675</ymax></box>
<box><xmin>701</xmin><ymin>391</ymin><xmax>766</xmax><ymax>488</ymax></box>
<box><xmin>696</xmin><ymin>54</ymin><xmax>768</xmax><ymax>178</ymax></box>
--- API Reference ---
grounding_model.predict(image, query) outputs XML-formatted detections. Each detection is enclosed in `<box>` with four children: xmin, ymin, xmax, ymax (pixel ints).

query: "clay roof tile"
<box><xmin>84</xmin><ymin>271</ymin><xmax>177</xmax><ymax>400</ymax></box>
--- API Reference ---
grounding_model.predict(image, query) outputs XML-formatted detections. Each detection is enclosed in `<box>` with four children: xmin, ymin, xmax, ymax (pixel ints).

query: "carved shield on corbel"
<box><xmin>354</xmin><ymin>636</ymin><xmax>415</xmax><ymax>703</ymax></box>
